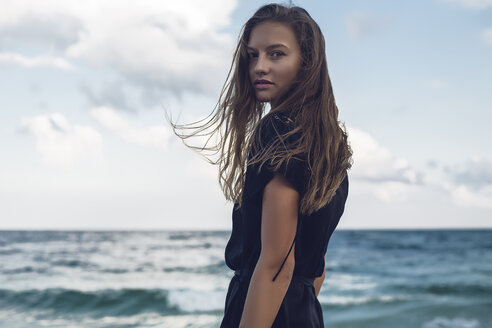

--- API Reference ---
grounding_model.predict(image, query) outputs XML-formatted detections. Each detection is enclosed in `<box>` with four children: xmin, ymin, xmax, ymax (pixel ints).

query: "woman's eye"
<box><xmin>271</xmin><ymin>51</ymin><xmax>285</xmax><ymax>58</ymax></box>
<box><xmin>248</xmin><ymin>52</ymin><xmax>258</xmax><ymax>58</ymax></box>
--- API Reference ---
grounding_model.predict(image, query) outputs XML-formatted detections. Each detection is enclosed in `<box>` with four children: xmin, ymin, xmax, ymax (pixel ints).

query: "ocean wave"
<box><xmin>396</xmin><ymin>283</ymin><xmax>492</xmax><ymax>296</ymax></box>
<box><xmin>163</xmin><ymin>262</ymin><xmax>227</xmax><ymax>275</ymax></box>
<box><xmin>0</xmin><ymin>247</ymin><xmax>22</xmax><ymax>255</ymax></box>
<box><xmin>0</xmin><ymin>288</ymin><xmax>180</xmax><ymax>316</ymax></box>
<box><xmin>1</xmin><ymin>266</ymin><xmax>49</xmax><ymax>275</ymax></box>
<box><xmin>167</xmin><ymin>289</ymin><xmax>225</xmax><ymax>312</ymax></box>
<box><xmin>99</xmin><ymin>268</ymin><xmax>130</xmax><ymax>274</ymax></box>
<box><xmin>422</xmin><ymin>316</ymin><xmax>481</xmax><ymax>328</ymax></box>
<box><xmin>318</xmin><ymin>293</ymin><xmax>410</xmax><ymax>306</ymax></box>
<box><xmin>373</xmin><ymin>242</ymin><xmax>424</xmax><ymax>251</ymax></box>
<box><xmin>50</xmin><ymin>259</ymin><xmax>94</xmax><ymax>268</ymax></box>
<box><xmin>168</xmin><ymin>233</ymin><xmax>194</xmax><ymax>240</ymax></box>
<box><xmin>0</xmin><ymin>310</ymin><xmax>221</xmax><ymax>328</ymax></box>
<box><xmin>426</xmin><ymin>283</ymin><xmax>492</xmax><ymax>296</ymax></box>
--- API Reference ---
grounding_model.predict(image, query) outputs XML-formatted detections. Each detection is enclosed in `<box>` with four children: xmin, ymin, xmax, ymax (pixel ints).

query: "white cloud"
<box><xmin>0</xmin><ymin>52</ymin><xmax>73</xmax><ymax>69</ymax></box>
<box><xmin>345</xmin><ymin>12</ymin><xmax>393</xmax><ymax>41</ymax></box>
<box><xmin>348</xmin><ymin>127</ymin><xmax>419</xmax><ymax>184</ymax></box>
<box><xmin>423</xmin><ymin>79</ymin><xmax>448</xmax><ymax>88</ymax></box>
<box><xmin>438</xmin><ymin>1</ymin><xmax>492</xmax><ymax>45</ymax></box>
<box><xmin>482</xmin><ymin>28</ymin><xmax>492</xmax><ymax>45</ymax></box>
<box><xmin>0</xmin><ymin>0</ymin><xmax>237</xmax><ymax>95</ymax></box>
<box><xmin>450</xmin><ymin>185</ymin><xmax>492</xmax><ymax>208</ymax></box>
<box><xmin>372</xmin><ymin>182</ymin><xmax>420</xmax><ymax>203</ymax></box>
<box><xmin>348</xmin><ymin>127</ymin><xmax>492</xmax><ymax>208</ymax></box>
<box><xmin>435</xmin><ymin>158</ymin><xmax>492</xmax><ymax>209</ymax></box>
<box><xmin>20</xmin><ymin>113</ymin><xmax>103</xmax><ymax>168</ymax></box>
<box><xmin>347</xmin><ymin>127</ymin><xmax>420</xmax><ymax>202</ymax></box>
<box><xmin>438</xmin><ymin>0</ymin><xmax>492</xmax><ymax>9</ymax></box>
<box><xmin>449</xmin><ymin>157</ymin><xmax>492</xmax><ymax>189</ymax></box>
<box><xmin>90</xmin><ymin>106</ymin><xmax>171</xmax><ymax>150</ymax></box>
<box><xmin>420</xmin><ymin>158</ymin><xmax>492</xmax><ymax>209</ymax></box>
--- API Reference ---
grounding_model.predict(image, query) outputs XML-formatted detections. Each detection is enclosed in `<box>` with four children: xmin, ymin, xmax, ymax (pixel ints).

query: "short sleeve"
<box><xmin>244</xmin><ymin>113</ymin><xmax>309</xmax><ymax>199</ymax></box>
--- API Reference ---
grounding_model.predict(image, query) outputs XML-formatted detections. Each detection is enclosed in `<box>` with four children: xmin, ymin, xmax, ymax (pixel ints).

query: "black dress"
<box><xmin>220</xmin><ymin>112</ymin><xmax>349</xmax><ymax>328</ymax></box>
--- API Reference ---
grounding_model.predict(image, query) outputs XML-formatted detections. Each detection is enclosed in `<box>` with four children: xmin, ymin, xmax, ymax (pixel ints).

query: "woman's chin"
<box><xmin>255</xmin><ymin>95</ymin><xmax>273</xmax><ymax>103</ymax></box>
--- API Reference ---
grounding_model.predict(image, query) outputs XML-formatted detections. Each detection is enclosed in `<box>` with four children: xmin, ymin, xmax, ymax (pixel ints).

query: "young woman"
<box><xmin>171</xmin><ymin>3</ymin><xmax>352</xmax><ymax>327</ymax></box>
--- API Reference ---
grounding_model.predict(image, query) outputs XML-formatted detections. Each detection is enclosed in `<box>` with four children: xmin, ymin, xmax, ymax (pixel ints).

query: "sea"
<box><xmin>0</xmin><ymin>229</ymin><xmax>491</xmax><ymax>328</ymax></box>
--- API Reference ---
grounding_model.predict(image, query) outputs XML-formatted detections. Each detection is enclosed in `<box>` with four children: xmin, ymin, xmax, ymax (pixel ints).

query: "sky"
<box><xmin>0</xmin><ymin>0</ymin><xmax>491</xmax><ymax>230</ymax></box>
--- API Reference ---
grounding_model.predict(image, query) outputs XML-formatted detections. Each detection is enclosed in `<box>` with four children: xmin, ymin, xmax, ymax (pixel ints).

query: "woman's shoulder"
<box><xmin>271</xmin><ymin>111</ymin><xmax>295</xmax><ymax>127</ymax></box>
<box><xmin>258</xmin><ymin>111</ymin><xmax>297</xmax><ymax>140</ymax></box>
<box><xmin>250</xmin><ymin>111</ymin><xmax>301</xmax><ymax>159</ymax></box>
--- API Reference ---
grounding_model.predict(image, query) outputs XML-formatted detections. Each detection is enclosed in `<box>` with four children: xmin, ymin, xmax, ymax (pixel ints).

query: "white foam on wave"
<box><xmin>0</xmin><ymin>309</ymin><xmax>221</xmax><ymax>328</ymax></box>
<box><xmin>2</xmin><ymin>231</ymin><xmax>226</xmax><ymax>279</ymax></box>
<box><xmin>152</xmin><ymin>314</ymin><xmax>221</xmax><ymax>328</ymax></box>
<box><xmin>324</xmin><ymin>272</ymin><xmax>377</xmax><ymax>291</ymax></box>
<box><xmin>2</xmin><ymin>269</ymin><xmax>230</xmax><ymax>293</ymax></box>
<box><xmin>167</xmin><ymin>288</ymin><xmax>225</xmax><ymax>312</ymax></box>
<box><xmin>318</xmin><ymin>293</ymin><xmax>410</xmax><ymax>305</ymax></box>
<box><xmin>422</xmin><ymin>317</ymin><xmax>481</xmax><ymax>328</ymax></box>
<box><xmin>98</xmin><ymin>313</ymin><xmax>221</xmax><ymax>328</ymax></box>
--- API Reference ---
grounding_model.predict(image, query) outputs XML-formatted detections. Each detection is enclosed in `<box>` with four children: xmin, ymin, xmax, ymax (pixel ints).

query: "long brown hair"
<box><xmin>169</xmin><ymin>3</ymin><xmax>352</xmax><ymax>215</ymax></box>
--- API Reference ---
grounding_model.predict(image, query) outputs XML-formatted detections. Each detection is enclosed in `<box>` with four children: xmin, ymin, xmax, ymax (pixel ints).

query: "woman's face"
<box><xmin>247</xmin><ymin>21</ymin><xmax>301</xmax><ymax>107</ymax></box>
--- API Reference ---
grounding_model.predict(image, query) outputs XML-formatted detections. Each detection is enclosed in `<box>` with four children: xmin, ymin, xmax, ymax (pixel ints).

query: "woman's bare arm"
<box><xmin>313</xmin><ymin>255</ymin><xmax>326</xmax><ymax>297</ymax></box>
<box><xmin>239</xmin><ymin>173</ymin><xmax>299</xmax><ymax>328</ymax></box>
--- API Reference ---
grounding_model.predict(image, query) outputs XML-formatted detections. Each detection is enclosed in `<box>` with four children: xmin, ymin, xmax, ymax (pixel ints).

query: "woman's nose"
<box><xmin>254</xmin><ymin>54</ymin><xmax>269</xmax><ymax>75</ymax></box>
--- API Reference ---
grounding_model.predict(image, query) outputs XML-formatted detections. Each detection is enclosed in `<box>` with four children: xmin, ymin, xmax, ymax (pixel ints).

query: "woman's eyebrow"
<box><xmin>246</xmin><ymin>44</ymin><xmax>289</xmax><ymax>51</ymax></box>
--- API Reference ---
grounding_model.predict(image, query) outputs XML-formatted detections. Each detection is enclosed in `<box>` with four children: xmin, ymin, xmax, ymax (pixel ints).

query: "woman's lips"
<box><xmin>255</xmin><ymin>83</ymin><xmax>272</xmax><ymax>89</ymax></box>
<box><xmin>254</xmin><ymin>80</ymin><xmax>273</xmax><ymax>89</ymax></box>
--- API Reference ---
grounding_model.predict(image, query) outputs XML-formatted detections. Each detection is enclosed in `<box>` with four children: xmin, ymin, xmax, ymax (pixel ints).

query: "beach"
<box><xmin>0</xmin><ymin>229</ymin><xmax>491</xmax><ymax>328</ymax></box>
